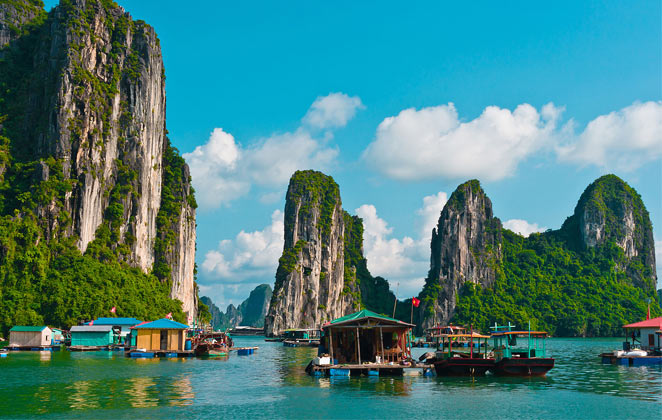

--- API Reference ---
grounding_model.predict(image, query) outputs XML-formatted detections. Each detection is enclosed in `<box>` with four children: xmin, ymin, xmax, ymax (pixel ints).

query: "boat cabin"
<box><xmin>435</xmin><ymin>332</ymin><xmax>491</xmax><ymax>360</ymax></box>
<box><xmin>9</xmin><ymin>326</ymin><xmax>52</xmax><ymax>348</ymax></box>
<box><xmin>133</xmin><ymin>319</ymin><xmax>188</xmax><ymax>352</ymax></box>
<box><xmin>490</xmin><ymin>323</ymin><xmax>548</xmax><ymax>361</ymax></box>
<box><xmin>321</xmin><ymin>309</ymin><xmax>414</xmax><ymax>364</ymax></box>
<box><xmin>283</xmin><ymin>329</ymin><xmax>320</xmax><ymax>340</ymax></box>
<box><xmin>622</xmin><ymin>317</ymin><xmax>662</xmax><ymax>352</ymax></box>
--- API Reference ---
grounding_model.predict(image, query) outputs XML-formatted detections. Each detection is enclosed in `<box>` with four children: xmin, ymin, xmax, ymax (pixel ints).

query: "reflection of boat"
<box><xmin>489</xmin><ymin>322</ymin><xmax>554</xmax><ymax>376</ymax></box>
<box><xmin>193</xmin><ymin>332</ymin><xmax>232</xmax><ymax>357</ymax></box>
<box><xmin>265</xmin><ymin>337</ymin><xmax>284</xmax><ymax>342</ymax></box>
<box><xmin>282</xmin><ymin>329</ymin><xmax>320</xmax><ymax>347</ymax></box>
<box><xmin>433</xmin><ymin>332</ymin><xmax>494</xmax><ymax>376</ymax></box>
<box><xmin>600</xmin><ymin>317</ymin><xmax>662</xmax><ymax>366</ymax></box>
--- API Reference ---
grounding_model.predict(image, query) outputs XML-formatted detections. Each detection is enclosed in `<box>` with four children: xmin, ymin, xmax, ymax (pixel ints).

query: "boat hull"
<box><xmin>491</xmin><ymin>358</ymin><xmax>554</xmax><ymax>376</ymax></box>
<box><xmin>433</xmin><ymin>358</ymin><xmax>495</xmax><ymax>376</ymax></box>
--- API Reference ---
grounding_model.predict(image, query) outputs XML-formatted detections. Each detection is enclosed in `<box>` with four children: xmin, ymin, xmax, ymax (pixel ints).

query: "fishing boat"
<box><xmin>282</xmin><ymin>329</ymin><xmax>320</xmax><ymax>347</ymax></box>
<box><xmin>193</xmin><ymin>331</ymin><xmax>233</xmax><ymax>357</ymax></box>
<box><xmin>600</xmin><ymin>316</ymin><xmax>662</xmax><ymax>366</ymax></box>
<box><xmin>433</xmin><ymin>331</ymin><xmax>494</xmax><ymax>376</ymax></box>
<box><xmin>489</xmin><ymin>322</ymin><xmax>554</xmax><ymax>376</ymax></box>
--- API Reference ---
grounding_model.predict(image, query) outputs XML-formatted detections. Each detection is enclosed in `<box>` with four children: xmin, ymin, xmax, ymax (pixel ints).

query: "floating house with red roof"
<box><xmin>600</xmin><ymin>316</ymin><xmax>662</xmax><ymax>366</ymax></box>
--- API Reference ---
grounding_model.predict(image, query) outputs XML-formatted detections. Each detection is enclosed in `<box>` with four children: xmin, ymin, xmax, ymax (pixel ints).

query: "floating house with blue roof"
<box><xmin>133</xmin><ymin>319</ymin><xmax>188</xmax><ymax>352</ymax></box>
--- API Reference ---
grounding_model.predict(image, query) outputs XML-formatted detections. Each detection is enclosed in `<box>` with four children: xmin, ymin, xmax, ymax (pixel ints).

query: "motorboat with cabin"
<box><xmin>489</xmin><ymin>322</ymin><xmax>554</xmax><ymax>376</ymax></box>
<box><xmin>433</xmin><ymin>330</ymin><xmax>494</xmax><ymax>376</ymax></box>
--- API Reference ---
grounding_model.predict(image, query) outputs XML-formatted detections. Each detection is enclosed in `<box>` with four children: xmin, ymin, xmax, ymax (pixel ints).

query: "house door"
<box><xmin>649</xmin><ymin>334</ymin><xmax>655</xmax><ymax>347</ymax></box>
<box><xmin>160</xmin><ymin>330</ymin><xmax>168</xmax><ymax>350</ymax></box>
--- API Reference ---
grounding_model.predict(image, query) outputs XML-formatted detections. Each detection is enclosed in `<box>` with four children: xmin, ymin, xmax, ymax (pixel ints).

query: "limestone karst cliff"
<box><xmin>265</xmin><ymin>171</ymin><xmax>358</xmax><ymax>335</ymax></box>
<box><xmin>419</xmin><ymin>175</ymin><xmax>659</xmax><ymax>336</ymax></box>
<box><xmin>202</xmin><ymin>284</ymin><xmax>273</xmax><ymax>330</ymax></box>
<box><xmin>0</xmin><ymin>0</ymin><xmax>197</xmax><ymax>329</ymax></box>
<box><xmin>418</xmin><ymin>180</ymin><xmax>502</xmax><ymax>329</ymax></box>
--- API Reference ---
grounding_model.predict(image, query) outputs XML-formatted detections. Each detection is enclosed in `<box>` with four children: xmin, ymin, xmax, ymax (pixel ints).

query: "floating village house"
<box><xmin>8</xmin><ymin>326</ymin><xmax>52</xmax><ymax>348</ymax></box>
<box><xmin>133</xmin><ymin>319</ymin><xmax>188</xmax><ymax>352</ymax></box>
<box><xmin>624</xmin><ymin>316</ymin><xmax>662</xmax><ymax>351</ymax></box>
<box><xmin>321</xmin><ymin>310</ymin><xmax>414</xmax><ymax>365</ymax></box>
<box><xmin>93</xmin><ymin>318</ymin><xmax>142</xmax><ymax>345</ymax></box>
<box><xmin>70</xmin><ymin>325</ymin><xmax>114</xmax><ymax>348</ymax></box>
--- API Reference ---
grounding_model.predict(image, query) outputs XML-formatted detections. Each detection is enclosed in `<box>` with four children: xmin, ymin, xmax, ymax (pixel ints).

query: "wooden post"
<box><xmin>380</xmin><ymin>327</ymin><xmax>384</xmax><ymax>363</ymax></box>
<box><xmin>329</xmin><ymin>329</ymin><xmax>334</xmax><ymax>364</ymax></box>
<box><xmin>356</xmin><ymin>327</ymin><xmax>361</xmax><ymax>365</ymax></box>
<box><xmin>470</xmin><ymin>324</ymin><xmax>473</xmax><ymax>359</ymax></box>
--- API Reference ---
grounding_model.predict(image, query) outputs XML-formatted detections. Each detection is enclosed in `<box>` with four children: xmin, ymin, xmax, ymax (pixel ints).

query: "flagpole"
<box><xmin>410</xmin><ymin>299</ymin><xmax>414</xmax><ymax>324</ymax></box>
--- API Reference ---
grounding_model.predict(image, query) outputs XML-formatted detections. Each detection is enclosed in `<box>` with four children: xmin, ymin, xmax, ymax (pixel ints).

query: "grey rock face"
<box><xmin>2</xmin><ymin>0</ymin><xmax>196</xmax><ymax>318</ymax></box>
<box><xmin>265</xmin><ymin>170</ymin><xmax>358</xmax><ymax>336</ymax></box>
<box><xmin>570</xmin><ymin>174</ymin><xmax>656</xmax><ymax>290</ymax></box>
<box><xmin>420</xmin><ymin>180</ymin><xmax>502</xmax><ymax>329</ymax></box>
<box><xmin>0</xmin><ymin>0</ymin><xmax>43</xmax><ymax>50</ymax></box>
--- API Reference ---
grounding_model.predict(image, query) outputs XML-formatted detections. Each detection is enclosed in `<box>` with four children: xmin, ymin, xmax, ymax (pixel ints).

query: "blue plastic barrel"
<box><xmin>185</xmin><ymin>339</ymin><xmax>192</xmax><ymax>350</ymax></box>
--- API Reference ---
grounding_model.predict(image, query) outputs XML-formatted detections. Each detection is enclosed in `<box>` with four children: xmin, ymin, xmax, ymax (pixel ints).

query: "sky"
<box><xmin>46</xmin><ymin>0</ymin><xmax>662</xmax><ymax>309</ymax></box>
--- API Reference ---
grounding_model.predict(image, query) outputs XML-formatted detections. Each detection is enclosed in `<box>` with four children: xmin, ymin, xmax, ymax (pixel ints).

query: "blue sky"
<box><xmin>46</xmin><ymin>1</ymin><xmax>662</xmax><ymax>308</ymax></box>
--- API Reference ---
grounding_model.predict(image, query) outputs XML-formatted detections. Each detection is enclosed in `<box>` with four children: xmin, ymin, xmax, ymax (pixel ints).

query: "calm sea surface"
<box><xmin>0</xmin><ymin>337</ymin><xmax>660</xmax><ymax>419</ymax></box>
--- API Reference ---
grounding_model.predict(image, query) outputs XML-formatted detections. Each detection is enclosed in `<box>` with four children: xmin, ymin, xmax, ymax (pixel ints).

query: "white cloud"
<box><xmin>363</xmin><ymin>103</ymin><xmax>561</xmax><ymax>181</ymax></box>
<box><xmin>201</xmin><ymin>210</ymin><xmax>284</xmax><ymax>282</ymax></box>
<box><xmin>303</xmin><ymin>92</ymin><xmax>364</xmax><ymax>130</ymax></box>
<box><xmin>363</xmin><ymin>100</ymin><xmax>662</xmax><ymax>182</ymax></box>
<box><xmin>355</xmin><ymin>190</ymin><xmax>449</xmax><ymax>299</ymax></box>
<box><xmin>185</xmin><ymin>92</ymin><xmax>362</xmax><ymax>210</ymax></box>
<box><xmin>557</xmin><ymin>101</ymin><xmax>662</xmax><ymax>171</ymax></box>
<box><xmin>503</xmin><ymin>219</ymin><xmax>547</xmax><ymax>237</ymax></box>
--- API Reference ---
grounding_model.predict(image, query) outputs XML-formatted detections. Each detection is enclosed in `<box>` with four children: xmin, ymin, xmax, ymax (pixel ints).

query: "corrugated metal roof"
<box><xmin>134</xmin><ymin>318</ymin><xmax>188</xmax><ymax>329</ymax></box>
<box><xmin>70</xmin><ymin>325</ymin><xmax>113</xmax><ymax>333</ymax></box>
<box><xmin>10</xmin><ymin>326</ymin><xmax>48</xmax><ymax>332</ymax></box>
<box><xmin>93</xmin><ymin>317</ymin><xmax>142</xmax><ymax>325</ymax></box>
<box><xmin>623</xmin><ymin>317</ymin><xmax>662</xmax><ymax>329</ymax></box>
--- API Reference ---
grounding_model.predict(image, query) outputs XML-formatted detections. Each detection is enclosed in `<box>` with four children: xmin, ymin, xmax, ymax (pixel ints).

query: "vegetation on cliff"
<box><xmin>446</xmin><ymin>175</ymin><xmax>660</xmax><ymax>337</ymax></box>
<box><xmin>0</xmin><ymin>0</ymin><xmax>192</xmax><ymax>334</ymax></box>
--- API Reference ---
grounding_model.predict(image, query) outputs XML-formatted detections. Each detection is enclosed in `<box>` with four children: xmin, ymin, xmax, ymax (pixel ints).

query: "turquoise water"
<box><xmin>0</xmin><ymin>337</ymin><xmax>660</xmax><ymax>419</ymax></box>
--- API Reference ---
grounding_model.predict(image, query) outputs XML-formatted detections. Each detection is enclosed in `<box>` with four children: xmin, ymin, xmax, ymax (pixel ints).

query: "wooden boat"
<box><xmin>193</xmin><ymin>331</ymin><xmax>232</xmax><ymax>357</ymax></box>
<box><xmin>282</xmin><ymin>329</ymin><xmax>320</xmax><ymax>347</ymax></box>
<box><xmin>489</xmin><ymin>322</ymin><xmax>554</xmax><ymax>376</ymax></box>
<box><xmin>227</xmin><ymin>326</ymin><xmax>264</xmax><ymax>336</ymax></box>
<box><xmin>433</xmin><ymin>332</ymin><xmax>494</xmax><ymax>376</ymax></box>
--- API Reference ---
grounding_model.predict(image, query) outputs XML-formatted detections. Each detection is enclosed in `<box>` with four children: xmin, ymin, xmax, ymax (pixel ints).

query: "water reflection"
<box><xmin>68</xmin><ymin>380</ymin><xmax>100</xmax><ymax>410</ymax></box>
<box><xmin>39</xmin><ymin>350</ymin><xmax>51</xmax><ymax>362</ymax></box>
<box><xmin>128</xmin><ymin>377</ymin><xmax>157</xmax><ymax>408</ymax></box>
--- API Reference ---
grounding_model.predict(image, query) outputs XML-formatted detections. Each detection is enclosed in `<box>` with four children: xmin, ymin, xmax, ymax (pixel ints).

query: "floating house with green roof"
<box><xmin>307</xmin><ymin>310</ymin><xmax>419</xmax><ymax>376</ymax></box>
<box><xmin>9</xmin><ymin>326</ymin><xmax>52</xmax><ymax>348</ymax></box>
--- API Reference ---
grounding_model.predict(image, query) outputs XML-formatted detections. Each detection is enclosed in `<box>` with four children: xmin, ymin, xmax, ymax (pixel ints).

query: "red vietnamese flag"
<box><xmin>412</xmin><ymin>297</ymin><xmax>420</xmax><ymax>308</ymax></box>
<box><xmin>166</xmin><ymin>312</ymin><xmax>173</xmax><ymax>319</ymax></box>
<box><xmin>110</xmin><ymin>306</ymin><xmax>116</xmax><ymax>314</ymax></box>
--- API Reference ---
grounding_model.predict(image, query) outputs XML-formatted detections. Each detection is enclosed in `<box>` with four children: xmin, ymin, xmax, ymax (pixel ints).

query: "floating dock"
<box><xmin>600</xmin><ymin>353</ymin><xmax>662</xmax><ymax>366</ymax></box>
<box><xmin>230</xmin><ymin>346</ymin><xmax>258</xmax><ymax>355</ymax></box>
<box><xmin>309</xmin><ymin>363</ymin><xmax>434</xmax><ymax>377</ymax></box>
<box><xmin>127</xmin><ymin>350</ymin><xmax>195</xmax><ymax>358</ymax></box>
<box><xmin>6</xmin><ymin>345</ymin><xmax>61</xmax><ymax>351</ymax></box>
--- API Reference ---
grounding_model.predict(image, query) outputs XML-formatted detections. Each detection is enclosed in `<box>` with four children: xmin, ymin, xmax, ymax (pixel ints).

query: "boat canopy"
<box><xmin>439</xmin><ymin>332</ymin><xmax>490</xmax><ymax>339</ymax></box>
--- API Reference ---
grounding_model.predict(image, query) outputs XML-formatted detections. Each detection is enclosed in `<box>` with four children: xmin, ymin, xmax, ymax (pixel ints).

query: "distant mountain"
<box><xmin>201</xmin><ymin>284</ymin><xmax>272</xmax><ymax>331</ymax></box>
<box><xmin>419</xmin><ymin>174</ymin><xmax>659</xmax><ymax>336</ymax></box>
